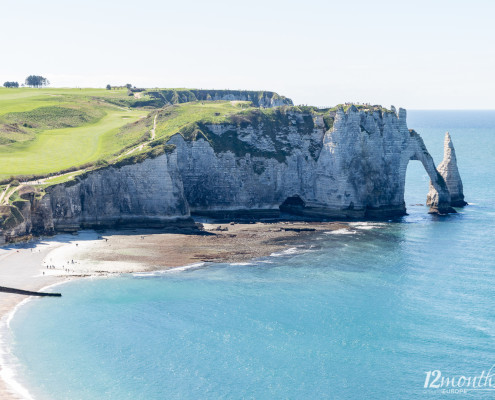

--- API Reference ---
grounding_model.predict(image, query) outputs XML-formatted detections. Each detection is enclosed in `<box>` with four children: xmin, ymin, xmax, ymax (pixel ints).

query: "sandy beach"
<box><xmin>0</xmin><ymin>237</ymin><xmax>71</xmax><ymax>400</ymax></box>
<box><xmin>0</xmin><ymin>220</ymin><xmax>347</xmax><ymax>399</ymax></box>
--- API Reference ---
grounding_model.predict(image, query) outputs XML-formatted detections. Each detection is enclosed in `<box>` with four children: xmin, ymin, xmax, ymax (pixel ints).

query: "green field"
<box><xmin>0</xmin><ymin>88</ymin><xmax>149</xmax><ymax>179</ymax></box>
<box><xmin>0</xmin><ymin>108</ymin><xmax>147</xmax><ymax>177</ymax></box>
<box><xmin>153</xmin><ymin>101</ymin><xmax>249</xmax><ymax>141</ymax></box>
<box><xmin>0</xmin><ymin>87</ymin><xmax>305</xmax><ymax>186</ymax></box>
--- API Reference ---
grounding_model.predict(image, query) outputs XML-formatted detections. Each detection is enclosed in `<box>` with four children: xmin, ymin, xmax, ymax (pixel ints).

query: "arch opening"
<box><xmin>404</xmin><ymin>160</ymin><xmax>431</xmax><ymax>214</ymax></box>
<box><xmin>403</xmin><ymin>150</ymin><xmax>454</xmax><ymax>215</ymax></box>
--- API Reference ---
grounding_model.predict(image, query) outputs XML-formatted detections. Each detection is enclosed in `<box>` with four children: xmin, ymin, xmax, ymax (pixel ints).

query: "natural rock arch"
<box><xmin>401</xmin><ymin>131</ymin><xmax>454</xmax><ymax>214</ymax></box>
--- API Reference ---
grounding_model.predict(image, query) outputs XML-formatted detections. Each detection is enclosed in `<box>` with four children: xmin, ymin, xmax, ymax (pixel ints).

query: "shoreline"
<box><xmin>0</xmin><ymin>233</ymin><xmax>86</xmax><ymax>400</ymax></box>
<box><xmin>0</xmin><ymin>279</ymin><xmax>72</xmax><ymax>400</ymax></box>
<box><xmin>0</xmin><ymin>220</ymin><xmax>348</xmax><ymax>400</ymax></box>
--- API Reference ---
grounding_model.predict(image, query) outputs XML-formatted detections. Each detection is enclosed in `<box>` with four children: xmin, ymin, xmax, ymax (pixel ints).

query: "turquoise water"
<box><xmin>9</xmin><ymin>111</ymin><xmax>495</xmax><ymax>399</ymax></box>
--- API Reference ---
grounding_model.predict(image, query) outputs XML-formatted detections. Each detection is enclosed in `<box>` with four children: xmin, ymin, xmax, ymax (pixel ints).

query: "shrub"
<box><xmin>3</xmin><ymin>81</ymin><xmax>19</xmax><ymax>88</ymax></box>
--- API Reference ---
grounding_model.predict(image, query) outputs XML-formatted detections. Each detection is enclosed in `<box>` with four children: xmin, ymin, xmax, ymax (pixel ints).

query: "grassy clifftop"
<box><xmin>0</xmin><ymin>86</ymin><xmax>389</xmax><ymax>192</ymax></box>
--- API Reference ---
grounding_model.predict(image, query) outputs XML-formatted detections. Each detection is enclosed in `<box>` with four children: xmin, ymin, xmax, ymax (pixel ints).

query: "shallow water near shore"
<box><xmin>8</xmin><ymin>111</ymin><xmax>495</xmax><ymax>399</ymax></box>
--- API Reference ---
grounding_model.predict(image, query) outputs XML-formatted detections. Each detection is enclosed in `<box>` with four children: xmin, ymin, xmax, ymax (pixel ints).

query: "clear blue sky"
<box><xmin>2</xmin><ymin>0</ymin><xmax>494</xmax><ymax>109</ymax></box>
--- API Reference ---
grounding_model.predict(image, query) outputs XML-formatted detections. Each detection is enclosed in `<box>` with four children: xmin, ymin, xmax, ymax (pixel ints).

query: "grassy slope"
<box><xmin>0</xmin><ymin>109</ymin><xmax>145</xmax><ymax>177</ymax></box>
<box><xmin>108</xmin><ymin>101</ymin><xmax>254</xmax><ymax>168</ymax></box>
<box><xmin>0</xmin><ymin>88</ymin><xmax>148</xmax><ymax>179</ymax></box>
<box><xmin>153</xmin><ymin>101</ymin><xmax>248</xmax><ymax>141</ymax></box>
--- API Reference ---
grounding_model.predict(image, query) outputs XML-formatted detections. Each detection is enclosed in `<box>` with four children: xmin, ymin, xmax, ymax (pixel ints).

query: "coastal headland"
<box><xmin>0</xmin><ymin>88</ymin><xmax>465</xmax><ymax>244</ymax></box>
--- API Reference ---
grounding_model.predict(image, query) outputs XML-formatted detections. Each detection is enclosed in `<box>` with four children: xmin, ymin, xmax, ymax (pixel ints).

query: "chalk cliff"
<box><xmin>0</xmin><ymin>152</ymin><xmax>192</xmax><ymax>242</ymax></box>
<box><xmin>146</xmin><ymin>90</ymin><xmax>293</xmax><ymax>108</ymax></box>
<box><xmin>0</xmin><ymin>105</ymin><xmax>466</xmax><ymax>242</ymax></box>
<box><xmin>427</xmin><ymin>132</ymin><xmax>467</xmax><ymax>207</ymax></box>
<box><xmin>169</xmin><ymin>105</ymin><xmax>457</xmax><ymax>218</ymax></box>
<box><xmin>47</xmin><ymin>153</ymin><xmax>191</xmax><ymax>231</ymax></box>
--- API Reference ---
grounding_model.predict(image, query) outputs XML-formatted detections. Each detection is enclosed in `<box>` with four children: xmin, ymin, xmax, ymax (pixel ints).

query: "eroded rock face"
<box><xmin>427</xmin><ymin>132</ymin><xmax>467</xmax><ymax>208</ymax></box>
<box><xmin>47</xmin><ymin>153</ymin><xmax>192</xmax><ymax>231</ymax></box>
<box><xmin>168</xmin><ymin>110</ymin><xmax>326</xmax><ymax>217</ymax></box>
<box><xmin>0</xmin><ymin>153</ymin><xmax>193</xmax><ymax>240</ymax></box>
<box><xmin>171</xmin><ymin>106</ymin><xmax>458</xmax><ymax>218</ymax></box>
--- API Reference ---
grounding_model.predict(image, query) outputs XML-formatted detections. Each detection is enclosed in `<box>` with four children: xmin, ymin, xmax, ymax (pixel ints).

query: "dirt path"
<box><xmin>0</xmin><ymin>185</ymin><xmax>10</xmax><ymax>205</ymax></box>
<box><xmin>1</xmin><ymin>186</ymin><xmax>22</xmax><ymax>206</ymax></box>
<box><xmin>25</xmin><ymin>170</ymin><xmax>87</xmax><ymax>187</ymax></box>
<box><xmin>119</xmin><ymin>112</ymin><xmax>158</xmax><ymax>158</ymax></box>
<box><xmin>151</xmin><ymin>113</ymin><xmax>157</xmax><ymax>140</ymax></box>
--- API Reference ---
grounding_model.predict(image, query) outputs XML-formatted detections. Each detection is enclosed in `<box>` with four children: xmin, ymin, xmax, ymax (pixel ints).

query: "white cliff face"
<box><xmin>314</xmin><ymin>107</ymin><xmax>456</xmax><ymax>215</ymax></box>
<box><xmin>46</xmin><ymin>152</ymin><xmax>191</xmax><ymax>231</ymax></box>
<box><xmin>170</xmin><ymin>106</ymin><xmax>458</xmax><ymax>218</ymax></box>
<box><xmin>1</xmin><ymin>152</ymin><xmax>193</xmax><ymax>240</ymax></box>
<box><xmin>168</xmin><ymin>112</ymin><xmax>325</xmax><ymax>216</ymax></box>
<box><xmin>427</xmin><ymin>132</ymin><xmax>466</xmax><ymax>207</ymax></box>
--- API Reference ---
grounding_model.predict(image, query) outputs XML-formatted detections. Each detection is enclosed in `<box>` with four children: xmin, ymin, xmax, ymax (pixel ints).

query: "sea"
<box><xmin>5</xmin><ymin>110</ymin><xmax>495</xmax><ymax>399</ymax></box>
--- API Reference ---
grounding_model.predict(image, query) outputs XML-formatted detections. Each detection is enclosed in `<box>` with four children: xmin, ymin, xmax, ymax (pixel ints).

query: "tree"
<box><xmin>3</xmin><ymin>81</ymin><xmax>19</xmax><ymax>88</ymax></box>
<box><xmin>125</xmin><ymin>83</ymin><xmax>132</xmax><ymax>89</ymax></box>
<box><xmin>25</xmin><ymin>75</ymin><xmax>49</xmax><ymax>88</ymax></box>
<box><xmin>106</xmin><ymin>84</ymin><xmax>111</xmax><ymax>90</ymax></box>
